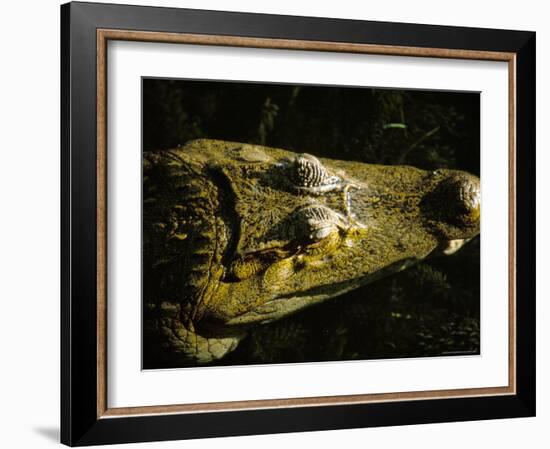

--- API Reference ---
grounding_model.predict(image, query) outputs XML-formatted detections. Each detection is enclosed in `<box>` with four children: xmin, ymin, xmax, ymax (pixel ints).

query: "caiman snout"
<box><xmin>324</xmin><ymin>157</ymin><xmax>481</xmax><ymax>252</ymax></box>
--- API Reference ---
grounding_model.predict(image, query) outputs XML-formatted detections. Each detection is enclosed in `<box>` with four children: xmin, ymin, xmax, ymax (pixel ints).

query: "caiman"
<box><xmin>143</xmin><ymin>139</ymin><xmax>480</xmax><ymax>365</ymax></box>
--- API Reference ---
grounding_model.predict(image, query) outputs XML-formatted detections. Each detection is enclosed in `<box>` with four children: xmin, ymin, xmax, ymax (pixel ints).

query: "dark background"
<box><xmin>143</xmin><ymin>78</ymin><xmax>480</xmax><ymax>365</ymax></box>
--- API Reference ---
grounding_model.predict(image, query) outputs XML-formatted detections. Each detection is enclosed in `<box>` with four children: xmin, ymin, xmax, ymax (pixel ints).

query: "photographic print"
<box><xmin>142</xmin><ymin>79</ymin><xmax>481</xmax><ymax>369</ymax></box>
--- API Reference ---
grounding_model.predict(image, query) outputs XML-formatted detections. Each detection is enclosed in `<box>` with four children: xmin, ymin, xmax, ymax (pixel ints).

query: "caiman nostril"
<box><xmin>447</xmin><ymin>175</ymin><xmax>480</xmax><ymax>226</ymax></box>
<box><xmin>458</xmin><ymin>176</ymin><xmax>481</xmax><ymax>224</ymax></box>
<box><xmin>422</xmin><ymin>171</ymin><xmax>481</xmax><ymax>232</ymax></box>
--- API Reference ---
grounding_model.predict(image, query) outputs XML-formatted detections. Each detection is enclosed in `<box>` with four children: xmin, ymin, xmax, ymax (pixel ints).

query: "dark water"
<box><xmin>143</xmin><ymin>78</ymin><xmax>480</xmax><ymax>366</ymax></box>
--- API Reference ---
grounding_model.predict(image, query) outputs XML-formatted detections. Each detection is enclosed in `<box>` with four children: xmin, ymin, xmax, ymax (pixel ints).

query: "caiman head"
<box><xmin>143</xmin><ymin>139</ymin><xmax>480</xmax><ymax>365</ymax></box>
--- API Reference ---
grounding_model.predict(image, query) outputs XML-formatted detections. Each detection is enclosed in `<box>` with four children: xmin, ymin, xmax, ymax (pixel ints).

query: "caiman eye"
<box><xmin>293</xmin><ymin>204</ymin><xmax>344</xmax><ymax>242</ymax></box>
<box><xmin>291</xmin><ymin>154</ymin><xmax>341</xmax><ymax>193</ymax></box>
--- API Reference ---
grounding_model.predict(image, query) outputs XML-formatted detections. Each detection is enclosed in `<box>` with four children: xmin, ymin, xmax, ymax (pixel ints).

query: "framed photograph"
<box><xmin>61</xmin><ymin>1</ymin><xmax>536</xmax><ymax>446</ymax></box>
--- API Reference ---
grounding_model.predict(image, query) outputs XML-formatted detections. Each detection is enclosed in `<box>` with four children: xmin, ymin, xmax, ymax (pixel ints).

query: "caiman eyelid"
<box><xmin>291</xmin><ymin>153</ymin><xmax>341</xmax><ymax>190</ymax></box>
<box><xmin>293</xmin><ymin>204</ymin><xmax>344</xmax><ymax>243</ymax></box>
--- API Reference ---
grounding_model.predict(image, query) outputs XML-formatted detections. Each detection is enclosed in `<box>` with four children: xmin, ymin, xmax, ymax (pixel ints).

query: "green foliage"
<box><xmin>143</xmin><ymin>79</ymin><xmax>479</xmax><ymax>175</ymax></box>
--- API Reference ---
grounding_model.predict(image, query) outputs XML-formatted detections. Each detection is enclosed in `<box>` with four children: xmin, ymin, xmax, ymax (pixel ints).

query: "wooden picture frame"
<box><xmin>61</xmin><ymin>1</ymin><xmax>535</xmax><ymax>446</ymax></box>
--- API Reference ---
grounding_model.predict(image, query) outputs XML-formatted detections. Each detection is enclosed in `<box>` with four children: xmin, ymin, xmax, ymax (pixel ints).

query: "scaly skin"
<box><xmin>143</xmin><ymin>139</ymin><xmax>480</xmax><ymax>365</ymax></box>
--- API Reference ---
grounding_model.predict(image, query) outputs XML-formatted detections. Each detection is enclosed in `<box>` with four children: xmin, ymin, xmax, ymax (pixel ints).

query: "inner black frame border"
<box><xmin>61</xmin><ymin>2</ymin><xmax>535</xmax><ymax>446</ymax></box>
